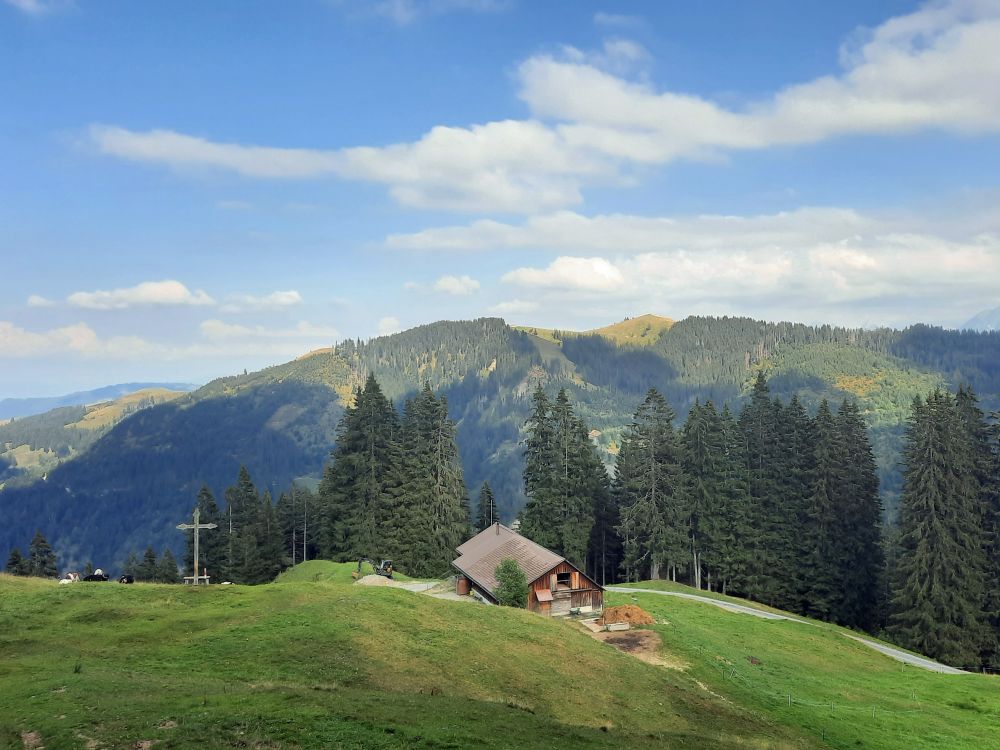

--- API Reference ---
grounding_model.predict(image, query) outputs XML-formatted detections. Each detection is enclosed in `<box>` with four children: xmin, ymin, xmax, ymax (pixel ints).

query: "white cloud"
<box><xmin>26</xmin><ymin>294</ymin><xmax>56</xmax><ymax>308</ymax></box>
<box><xmin>481</xmin><ymin>207</ymin><xmax>1000</xmax><ymax>326</ymax></box>
<box><xmin>377</xmin><ymin>316</ymin><xmax>402</xmax><ymax>336</ymax></box>
<box><xmin>488</xmin><ymin>299</ymin><xmax>539</xmax><ymax>316</ymax></box>
<box><xmin>67</xmin><ymin>280</ymin><xmax>215</xmax><ymax>310</ymax></box>
<box><xmin>387</xmin><ymin>207</ymin><xmax>874</xmax><ymax>253</ymax></box>
<box><xmin>199</xmin><ymin>319</ymin><xmax>338</xmax><ymax>341</ymax></box>
<box><xmin>218</xmin><ymin>290</ymin><xmax>303</xmax><ymax>313</ymax></box>
<box><xmin>90</xmin><ymin>120</ymin><xmax>602</xmax><ymax>214</ymax></box>
<box><xmin>503</xmin><ymin>256</ymin><xmax>626</xmax><ymax>292</ymax></box>
<box><xmin>0</xmin><ymin>321</ymin><xmax>149</xmax><ymax>359</ymax></box>
<box><xmin>87</xmin><ymin>2</ymin><xmax>1000</xmax><ymax>214</ymax></box>
<box><xmin>433</xmin><ymin>274</ymin><xmax>480</xmax><ymax>295</ymax></box>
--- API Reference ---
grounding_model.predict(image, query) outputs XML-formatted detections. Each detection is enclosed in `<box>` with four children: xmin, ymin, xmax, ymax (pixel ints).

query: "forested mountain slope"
<box><xmin>2</xmin><ymin>315</ymin><xmax>999</xmax><ymax>571</ymax></box>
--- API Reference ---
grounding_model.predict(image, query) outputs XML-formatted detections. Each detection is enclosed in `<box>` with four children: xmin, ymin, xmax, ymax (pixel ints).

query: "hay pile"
<box><xmin>599</xmin><ymin>604</ymin><xmax>655</xmax><ymax>626</ymax></box>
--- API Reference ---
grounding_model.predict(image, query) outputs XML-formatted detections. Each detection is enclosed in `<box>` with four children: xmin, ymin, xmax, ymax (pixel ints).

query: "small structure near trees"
<box><xmin>452</xmin><ymin>523</ymin><xmax>603</xmax><ymax>616</ymax></box>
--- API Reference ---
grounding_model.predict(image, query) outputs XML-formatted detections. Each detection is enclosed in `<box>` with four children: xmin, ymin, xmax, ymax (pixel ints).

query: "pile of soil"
<box><xmin>355</xmin><ymin>574</ymin><xmax>392</xmax><ymax>586</ymax></box>
<box><xmin>599</xmin><ymin>604</ymin><xmax>655</xmax><ymax>626</ymax></box>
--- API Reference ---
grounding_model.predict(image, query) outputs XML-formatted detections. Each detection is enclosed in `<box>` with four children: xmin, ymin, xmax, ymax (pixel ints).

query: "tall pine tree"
<box><xmin>889</xmin><ymin>391</ymin><xmax>990</xmax><ymax>668</ymax></box>
<box><xmin>614</xmin><ymin>389</ymin><xmax>684</xmax><ymax>582</ymax></box>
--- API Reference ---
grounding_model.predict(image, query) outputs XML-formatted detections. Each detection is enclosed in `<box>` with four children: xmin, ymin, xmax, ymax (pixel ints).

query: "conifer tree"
<box><xmin>476</xmin><ymin>481</ymin><xmax>498</xmax><ymax>530</ymax></box>
<box><xmin>614</xmin><ymin>389</ymin><xmax>684</xmax><ymax>581</ymax></box>
<box><xmin>5</xmin><ymin>547</ymin><xmax>27</xmax><ymax>575</ymax></box>
<box><xmin>138</xmin><ymin>546</ymin><xmax>158</xmax><ymax>582</ymax></box>
<box><xmin>681</xmin><ymin>400</ymin><xmax>743</xmax><ymax>591</ymax></box>
<box><xmin>223</xmin><ymin>466</ymin><xmax>260</xmax><ymax>583</ymax></box>
<box><xmin>835</xmin><ymin>400</ymin><xmax>884</xmax><ymax>632</ymax></box>
<box><xmin>521</xmin><ymin>388</ymin><xmax>605</xmax><ymax>567</ymax></box>
<box><xmin>717</xmin><ymin>404</ymin><xmax>751</xmax><ymax>594</ymax></box>
<box><xmin>889</xmin><ymin>391</ymin><xmax>990</xmax><ymax>668</ymax></box>
<box><xmin>253</xmin><ymin>490</ymin><xmax>286</xmax><ymax>583</ymax></box>
<box><xmin>27</xmin><ymin>531</ymin><xmax>57</xmax><ymax>578</ymax></box>
<box><xmin>156</xmin><ymin>548</ymin><xmax>182</xmax><ymax>583</ymax></box>
<box><xmin>383</xmin><ymin>385</ymin><xmax>469</xmax><ymax>577</ymax></box>
<box><xmin>318</xmin><ymin>374</ymin><xmax>398</xmax><ymax>561</ymax></box>
<box><xmin>738</xmin><ymin>373</ymin><xmax>783</xmax><ymax>602</ymax></box>
<box><xmin>799</xmin><ymin>400</ymin><xmax>843</xmax><ymax>620</ymax></box>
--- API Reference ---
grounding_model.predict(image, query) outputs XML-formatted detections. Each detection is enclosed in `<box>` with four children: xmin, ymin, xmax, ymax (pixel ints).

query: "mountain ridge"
<box><xmin>2</xmin><ymin>314</ymin><xmax>999</xmax><ymax>570</ymax></box>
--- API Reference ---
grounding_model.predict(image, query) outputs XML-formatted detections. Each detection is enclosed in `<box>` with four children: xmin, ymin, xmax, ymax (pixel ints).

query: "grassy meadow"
<box><xmin>0</xmin><ymin>564</ymin><xmax>812</xmax><ymax>750</ymax></box>
<box><xmin>1</xmin><ymin>564</ymin><xmax>996</xmax><ymax>749</ymax></box>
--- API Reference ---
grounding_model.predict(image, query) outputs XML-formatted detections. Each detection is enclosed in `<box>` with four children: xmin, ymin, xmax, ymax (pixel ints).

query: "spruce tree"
<box><xmin>27</xmin><ymin>531</ymin><xmax>57</xmax><ymax>578</ymax></box>
<box><xmin>889</xmin><ymin>391</ymin><xmax>990</xmax><ymax>668</ymax></box>
<box><xmin>835</xmin><ymin>400</ymin><xmax>884</xmax><ymax>632</ymax></box>
<box><xmin>717</xmin><ymin>404</ymin><xmax>751</xmax><ymax>595</ymax></box>
<box><xmin>5</xmin><ymin>547</ymin><xmax>27</xmax><ymax>575</ymax></box>
<box><xmin>681</xmin><ymin>400</ymin><xmax>743</xmax><ymax>592</ymax></box>
<box><xmin>738</xmin><ymin>373</ymin><xmax>783</xmax><ymax>602</ymax></box>
<box><xmin>223</xmin><ymin>467</ymin><xmax>261</xmax><ymax>583</ymax></box>
<box><xmin>318</xmin><ymin>374</ymin><xmax>398</xmax><ymax>561</ymax></box>
<box><xmin>383</xmin><ymin>385</ymin><xmax>470</xmax><ymax>577</ymax></box>
<box><xmin>614</xmin><ymin>389</ymin><xmax>684</xmax><ymax>582</ymax></box>
<box><xmin>520</xmin><ymin>388</ymin><xmax>605</xmax><ymax>567</ymax></box>
<box><xmin>254</xmin><ymin>491</ymin><xmax>287</xmax><ymax>583</ymax></box>
<box><xmin>138</xmin><ymin>546</ymin><xmax>158</xmax><ymax>582</ymax></box>
<box><xmin>156</xmin><ymin>548</ymin><xmax>182</xmax><ymax>583</ymax></box>
<box><xmin>799</xmin><ymin>400</ymin><xmax>843</xmax><ymax>620</ymax></box>
<box><xmin>476</xmin><ymin>481</ymin><xmax>498</xmax><ymax>530</ymax></box>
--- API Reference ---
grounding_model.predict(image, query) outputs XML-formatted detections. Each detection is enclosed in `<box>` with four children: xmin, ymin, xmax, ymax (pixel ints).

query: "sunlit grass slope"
<box><xmin>606</xmin><ymin>586</ymin><xmax>1000</xmax><ymax>750</ymax></box>
<box><xmin>0</xmin><ymin>568</ymin><xmax>812</xmax><ymax>750</ymax></box>
<box><xmin>515</xmin><ymin>314</ymin><xmax>675</xmax><ymax>348</ymax></box>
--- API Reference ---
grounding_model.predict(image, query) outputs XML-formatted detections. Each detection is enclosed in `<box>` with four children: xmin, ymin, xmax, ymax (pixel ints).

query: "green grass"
<box><xmin>0</xmin><ymin>568</ymin><xmax>811</xmax><ymax>750</ymax></box>
<box><xmin>605</xmin><ymin>588</ymin><xmax>1000</xmax><ymax>750</ymax></box>
<box><xmin>274</xmin><ymin>559</ymin><xmax>416</xmax><ymax>584</ymax></box>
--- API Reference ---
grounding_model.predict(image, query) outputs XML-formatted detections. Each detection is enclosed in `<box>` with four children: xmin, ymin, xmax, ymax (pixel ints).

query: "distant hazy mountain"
<box><xmin>0</xmin><ymin>382</ymin><xmax>199</xmax><ymax>420</ymax></box>
<box><xmin>963</xmin><ymin>306</ymin><xmax>1000</xmax><ymax>332</ymax></box>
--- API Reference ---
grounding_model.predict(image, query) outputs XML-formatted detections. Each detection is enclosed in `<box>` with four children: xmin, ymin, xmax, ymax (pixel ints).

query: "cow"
<box><xmin>82</xmin><ymin>572</ymin><xmax>109</xmax><ymax>582</ymax></box>
<box><xmin>118</xmin><ymin>575</ymin><xmax>134</xmax><ymax>584</ymax></box>
<box><xmin>59</xmin><ymin>572</ymin><xmax>81</xmax><ymax>585</ymax></box>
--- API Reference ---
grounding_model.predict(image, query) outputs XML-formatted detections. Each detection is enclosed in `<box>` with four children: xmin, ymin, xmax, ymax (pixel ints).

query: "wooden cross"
<box><xmin>176</xmin><ymin>507</ymin><xmax>217</xmax><ymax>584</ymax></box>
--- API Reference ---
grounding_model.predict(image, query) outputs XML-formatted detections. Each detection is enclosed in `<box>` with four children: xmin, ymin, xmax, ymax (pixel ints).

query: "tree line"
<box><xmin>6</xmin><ymin>370</ymin><xmax>997</xmax><ymax>670</ymax></box>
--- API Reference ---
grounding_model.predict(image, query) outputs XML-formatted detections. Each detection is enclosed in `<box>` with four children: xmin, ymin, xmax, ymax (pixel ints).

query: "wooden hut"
<box><xmin>452</xmin><ymin>523</ymin><xmax>603</xmax><ymax>616</ymax></box>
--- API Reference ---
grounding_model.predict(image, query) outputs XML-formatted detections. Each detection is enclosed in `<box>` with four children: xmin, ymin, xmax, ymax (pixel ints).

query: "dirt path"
<box><xmin>606</xmin><ymin>586</ymin><xmax>967</xmax><ymax>675</ymax></box>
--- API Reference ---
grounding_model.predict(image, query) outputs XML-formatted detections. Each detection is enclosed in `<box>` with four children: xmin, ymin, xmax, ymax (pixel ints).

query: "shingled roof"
<box><xmin>453</xmin><ymin>523</ymin><xmax>564</xmax><ymax>599</ymax></box>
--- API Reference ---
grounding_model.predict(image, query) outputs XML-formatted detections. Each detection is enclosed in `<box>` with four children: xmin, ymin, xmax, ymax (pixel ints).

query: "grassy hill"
<box><xmin>515</xmin><ymin>313</ymin><xmax>675</xmax><ymax>347</ymax></box>
<box><xmin>2</xmin><ymin>566</ymin><xmax>996</xmax><ymax>749</ymax></box>
<box><xmin>0</xmin><ymin>567</ymin><xmax>811</xmax><ymax>750</ymax></box>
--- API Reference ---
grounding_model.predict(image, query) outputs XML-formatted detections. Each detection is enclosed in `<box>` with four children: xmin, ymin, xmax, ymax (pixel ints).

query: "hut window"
<box><xmin>556</xmin><ymin>572</ymin><xmax>571</xmax><ymax>588</ymax></box>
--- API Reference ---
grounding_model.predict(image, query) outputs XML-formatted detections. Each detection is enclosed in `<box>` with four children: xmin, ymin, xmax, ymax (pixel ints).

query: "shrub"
<box><xmin>494</xmin><ymin>557</ymin><xmax>528</xmax><ymax>607</ymax></box>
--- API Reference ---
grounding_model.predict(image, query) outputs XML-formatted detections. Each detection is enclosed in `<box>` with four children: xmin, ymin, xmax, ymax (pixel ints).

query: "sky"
<box><xmin>2</xmin><ymin>0</ymin><xmax>1000</xmax><ymax>397</ymax></box>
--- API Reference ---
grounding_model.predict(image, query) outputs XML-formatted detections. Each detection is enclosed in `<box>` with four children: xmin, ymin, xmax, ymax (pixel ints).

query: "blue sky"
<box><xmin>2</xmin><ymin>0</ymin><xmax>999</xmax><ymax>397</ymax></box>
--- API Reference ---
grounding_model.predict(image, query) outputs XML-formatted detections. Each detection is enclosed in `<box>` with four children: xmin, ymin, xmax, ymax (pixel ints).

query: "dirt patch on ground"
<box><xmin>589</xmin><ymin>629</ymin><xmax>688</xmax><ymax>670</ymax></box>
<box><xmin>21</xmin><ymin>731</ymin><xmax>43</xmax><ymax>749</ymax></box>
<box><xmin>355</xmin><ymin>574</ymin><xmax>393</xmax><ymax>586</ymax></box>
<box><xmin>598</xmin><ymin>604</ymin><xmax>655</xmax><ymax>626</ymax></box>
